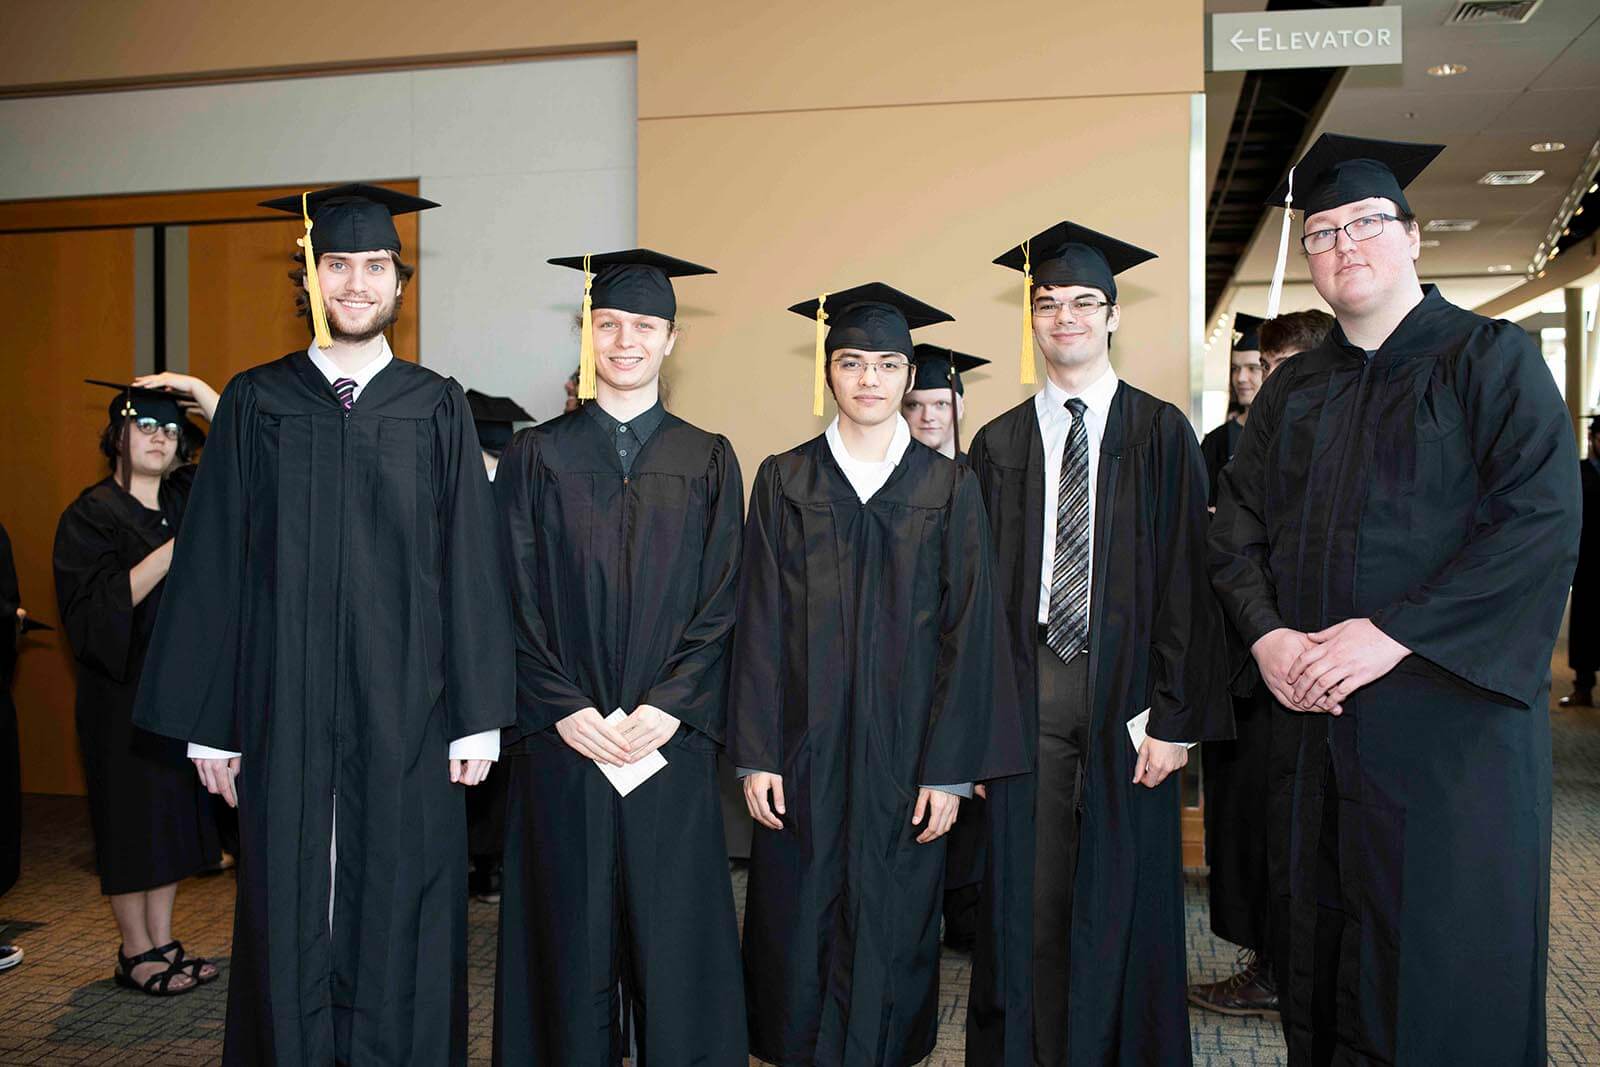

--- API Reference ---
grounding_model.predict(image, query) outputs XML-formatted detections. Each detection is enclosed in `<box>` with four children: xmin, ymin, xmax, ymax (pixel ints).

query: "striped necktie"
<box><xmin>1046</xmin><ymin>397</ymin><xmax>1090</xmax><ymax>662</ymax></box>
<box><xmin>333</xmin><ymin>377</ymin><xmax>356</xmax><ymax>413</ymax></box>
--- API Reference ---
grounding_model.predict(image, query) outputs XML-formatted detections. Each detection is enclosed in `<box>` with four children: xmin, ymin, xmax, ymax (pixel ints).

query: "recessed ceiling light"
<box><xmin>1486</xmin><ymin>264</ymin><xmax>1515</xmax><ymax>273</ymax></box>
<box><xmin>1479</xmin><ymin>170</ymin><xmax>1545</xmax><ymax>186</ymax></box>
<box><xmin>1427</xmin><ymin>63</ymin><xmax>1468</xmax><ymax>76</ymax></box>
<box><xmin>1420</xmin><ymin>239</ymin><xmax>1442</xmax><ymax>248</ymax></box>
<box><xmin>1530</xmin><ymin>141</ymin><xmax>1566</xmax><ymax>153</ymax></box>
<box><xmin>1424</xmin><ymin>219</ymin><xmax>1479</xmax><ymax>232</ymax></box>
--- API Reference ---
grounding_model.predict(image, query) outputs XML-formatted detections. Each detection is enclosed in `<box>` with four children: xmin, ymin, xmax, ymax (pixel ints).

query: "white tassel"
<box><xmin>1265</xmin><ymin>168</ymin><xmax>1296</xmax><ymax>320</ymax></box>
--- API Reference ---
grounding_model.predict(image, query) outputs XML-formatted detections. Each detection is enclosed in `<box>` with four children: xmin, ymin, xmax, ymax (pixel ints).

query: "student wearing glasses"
<box><xmin>731</xmin><ymin>284</ymin><xmax>1025</xmax><ymax>1067</ymax></box>
<box><xmin>52</xmin><ymin>376</ymin><xmax>223</xmax><ymax>998</ymax></box>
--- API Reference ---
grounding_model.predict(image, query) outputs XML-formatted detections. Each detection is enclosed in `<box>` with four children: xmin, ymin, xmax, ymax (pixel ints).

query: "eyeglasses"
<box><xmin>1301</xmin><ymin>213</ymin><xmax>1403</xmax><ymax>255</ymax></box>
<box><xmin>1033</xmin><ymin>297</ymin><xmax>1110</xmax><ymax>318</ymax></box>
<box><xmin>832</xmin><ymin>357</ymin><xmax>909</xmax><ymax>378</ymax></box>
<box><xmin>132</xmin><ymin>417</ymin><xmax>181</xmax><ymax>441</ymax></box>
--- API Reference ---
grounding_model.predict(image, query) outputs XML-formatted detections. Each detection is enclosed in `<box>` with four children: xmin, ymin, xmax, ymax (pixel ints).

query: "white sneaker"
<box><xmin>0</xmin><ymin>944</ymin><xmax>22</xmax><ymax>972</ymax></box>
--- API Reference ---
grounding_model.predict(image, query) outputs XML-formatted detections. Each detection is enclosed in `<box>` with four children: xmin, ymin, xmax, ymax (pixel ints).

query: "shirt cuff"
<box><xmin>923</xmin><ymin>782</ymin><xmax>975</xmax><ymax>798</ymax></box>
<box><xmin>449</xmin><ymin>730</ymin><xmax>501</xmax><ymax>761</ymax></box>
<box><xmin>1147</xmin><ymin>736</ymin><xmax>1198</xmax><ymax>749</ymax></box>
<box><xmin>187</xmin><ymin>742</ymin><xmax>241</xmax><ymax>760</ymax></box>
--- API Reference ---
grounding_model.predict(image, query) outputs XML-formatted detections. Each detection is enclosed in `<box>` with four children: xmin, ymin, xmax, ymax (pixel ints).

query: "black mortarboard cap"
<box><xmin>993</xmin><ymin>220</ymin><xmax>1157</xmax><ymax>304</ymax></box>
<box><xmin>1268</xmin><ymin>134</ymin><xmax>1443</xmax><ymax>218</ymax></box>
<box><xmin>465</xmin><ymin>389</ymin><xmax>535</xmax><ymax>455</ymax></box>
<box><xmin>547</xmin><ymin>249</ymin><xmax>715</xmax><ymax>321</ymax></box>
<box><xmin>910</xmin><ymin>344</ymin><xmax>990</xmax><ymax>395</ymax></box>
<box><xmin>789</xmin><ymin>283</ymin><xmax>954</xmax><ymax>416</ymax></box>
<box><xmin>1232</xmin><ymin>313</ymin><xmax>1265</xmax><ymax>353</ymax></box>
<box><xmin>258</xmin><ymin>183</ymin><xmax>439</xmax><ymax>255</ymax></box>
<box><xmin>86</xmin><ymin>379</ymin><xmax>190</xmax><ymax>428</ymax></box>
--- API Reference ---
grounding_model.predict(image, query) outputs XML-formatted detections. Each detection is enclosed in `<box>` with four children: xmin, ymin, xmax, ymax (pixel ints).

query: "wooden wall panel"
<box><xmin>0</xmin><ymin>229</ymin><xmax>137</xmax><ymax>796</ymax></box>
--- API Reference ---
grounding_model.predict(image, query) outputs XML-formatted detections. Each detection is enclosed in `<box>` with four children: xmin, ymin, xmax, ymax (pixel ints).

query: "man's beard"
<box><xmin>329</xmin><ymin>300</ymin><xmax>399</xmax><ymax>344</ymax></box>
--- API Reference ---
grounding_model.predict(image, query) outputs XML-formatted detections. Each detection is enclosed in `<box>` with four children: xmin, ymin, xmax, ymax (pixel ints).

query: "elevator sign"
<box><xmin>1209</xmin><ymin>7</ymin><xmax>1404</xmax><ymax>72</ymax></box>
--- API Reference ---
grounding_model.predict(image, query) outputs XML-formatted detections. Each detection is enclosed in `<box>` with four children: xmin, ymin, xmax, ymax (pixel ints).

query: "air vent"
<box><xmin>1424</xmin><ymin>219</ymin><xmax>1480</xmax><ymax>232</ymax></box>
<box><xmin>1478</xmin><ymin>170</ymin><xmax>1545</xmax><ymax>186</ymax></box>
<box><xmin>1446</xmin><ymin>1</ymin><xmax>1543</xmax><ymax>25</ymax></box>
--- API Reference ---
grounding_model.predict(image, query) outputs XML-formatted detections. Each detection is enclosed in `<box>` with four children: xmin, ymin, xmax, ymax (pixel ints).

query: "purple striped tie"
<box><xmin>333</xmin><ymin>377</ymin><xmax>356</xmax><ymax>412</ymax></box>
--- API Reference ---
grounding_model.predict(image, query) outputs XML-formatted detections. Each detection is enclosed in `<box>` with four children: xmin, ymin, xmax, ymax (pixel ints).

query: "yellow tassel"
<box><xmin>578</xmin><ymin>253</ymin><xmax>597</xmax><ymax>400</ymax></box>
<box><xmin>1020</xmin><ymin>239</ymin><xmax>1036</xmax><ymax>386</ymax></box>
<box><xmin>298</xmin><ymin>192</ymin><xmax>334</xmax><ymax>350</ymax></box>
<box><xmin>812</xmin><ymin>293</ymin><xmax>829</xmax><ymax>417</ymax></box>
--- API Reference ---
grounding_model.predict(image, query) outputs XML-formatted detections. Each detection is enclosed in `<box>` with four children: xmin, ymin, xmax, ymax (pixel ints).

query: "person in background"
<box><xmin>1</xmin><ymin>519</ymin><xmax>36</xmax><ymax>973</ymax></box>
<box><xmin>1200</xmin><ymin>313</ymin><xmax>1263</xmax><ymax>510</ymax></box>
<box><xmin>54</xmin><ymin>377</ymin><xmax>223</xmax><ymax>997</ymax></box>
<box><xmin>902</xmin><ymin>345</ymin><xmax>990</xmax><ymax>461</ymax></box>
<box><xmin>1190</xmin><ymin>307</ymin><xmax>1333</xmax><ymax>1020</ymax></box>
<box><xmin>1563</xmin><ymin>412</ymin><xmax>1600</xmax><ymax>707</ymax></box>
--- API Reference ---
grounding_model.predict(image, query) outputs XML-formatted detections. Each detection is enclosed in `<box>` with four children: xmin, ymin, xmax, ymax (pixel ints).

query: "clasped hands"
<box><xmin>1252</xmin><ymin>619</ymin><xmax>1410</xmax><ymax>715</ymax></box>
<box><xmin>556</xmin><ymin>704</ymin><xmax>679</xmax><ymax>766</ymax></box>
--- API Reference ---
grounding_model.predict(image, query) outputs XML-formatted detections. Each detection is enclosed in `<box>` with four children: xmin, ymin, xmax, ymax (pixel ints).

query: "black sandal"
<box><xmin>115</xmin><ymin>945</ymin><xmax>196</xmax><ymax>997</ymax></box>
<box><xmin>156</xmin><ymin>940</ymin><xmax>219</xmax><ymax>985</ymax></box>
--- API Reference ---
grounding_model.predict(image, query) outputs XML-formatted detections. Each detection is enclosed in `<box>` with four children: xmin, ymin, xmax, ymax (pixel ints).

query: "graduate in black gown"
<box><xmin>732</xmin><ymin>284</ymin><xmax>1026</xmax><ymax>1067</ymax></box>
<box><xmin>1</xmin><ymin>519</ymin><xmax>33</xmax><ymax>973</ymax></box>
<box><xmin>901</xmin><ymin>345</ymin><xmax>993</xmax><ymax>952</ymax></box>
<box><xmin>1562</xmin><ymin>414</ymin><xmax>1600</xmax><ymax>706</ymax></box>
<box><xmin>54</xmin><ymin>379</ymin><xmax>224</xmax><ymax>997</ymax></box>
<box><xmin>492</xmin><ymin>249</ymin><xmax>747</xmax><ymax>1067</ymax></box>
<box><xmin>1190</xmin><ymin>308</ymin><xmax>1333</xmax><ymax>1021</ymax></box>
<box><xmin>133</xmin><ymin>184</ymin><xmax>513</xmax><ymax>1066</ymax></box>
<box><xmin>1198</xmin><ymin>313</ymin><xmax>1261</xmax><ymax>509</ymax></box>
<box><xmin>964</xmin><ymin>221</ymin><xmax>1231</xmax><ymax>1066</ymax></box>
<box><xmin>1210</xmin><ymin>135</ymin><xmax>1580</xmax><ymax>1066</ymax></box>
<box><xmin>464</xmin><ymin>389</ymin><xmax>533</xmax><ymax>903</ymax></box>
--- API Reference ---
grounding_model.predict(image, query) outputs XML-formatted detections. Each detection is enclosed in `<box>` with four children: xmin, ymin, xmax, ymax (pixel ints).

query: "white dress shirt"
<box><xmin>188</xmin><ymin>339</ymin><xmax>500</xmax><ymax>763</ymax></box>
<box><xmin>1036</xmin><ymin>364</ymin><xmax>1119</xmax><ymax>626</ymax></box>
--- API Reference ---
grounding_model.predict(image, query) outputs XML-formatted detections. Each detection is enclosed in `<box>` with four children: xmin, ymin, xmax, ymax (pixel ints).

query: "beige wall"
<box><xmin>4</xmin><ymin>0</ymin><xmax>1203</xmax><ymax>464</ymax></box>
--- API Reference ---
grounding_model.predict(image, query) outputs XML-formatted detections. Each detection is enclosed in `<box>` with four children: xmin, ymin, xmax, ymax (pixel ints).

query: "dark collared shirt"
<box><xmin>584</xmin><ymin>398</ymin><xmax>666</xmax><ymax>476</ymax></box>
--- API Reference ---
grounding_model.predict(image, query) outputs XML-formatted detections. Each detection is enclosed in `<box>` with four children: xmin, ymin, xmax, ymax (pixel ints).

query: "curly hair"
<box><xmin>289</xmin><ymin>250</ymin><xmax>415</xmax><ymax>331</ymax></box>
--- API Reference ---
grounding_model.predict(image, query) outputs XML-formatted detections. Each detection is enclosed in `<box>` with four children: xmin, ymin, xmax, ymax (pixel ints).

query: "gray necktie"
<box><xmin>1046</xmin><ymin>398</ymin><xmax>1090</xmax><ymax>662</ymax></box>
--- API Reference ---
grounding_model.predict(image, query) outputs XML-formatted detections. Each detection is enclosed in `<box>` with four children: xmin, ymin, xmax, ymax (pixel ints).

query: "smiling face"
<box><xmin>903</xmin><ymin>388</ymin><xmax>962</xmax><ymax>454</ymax></box>
<box><xmin>317</xmin><ymin>251</ymin><xmax>402</xmax><ymax>343</ymax></box>
<box><xmin>1032</xmin><ymin>283</ymin><xmax>1120</xmax><ymax>372</ymax></box>
<box><xmin>1302</xmin><ymin>196</ymin><xmax>1420</xmax><ymax>317</ymax></box>
<box><xmin>829</xmin><ymin>349</ymin><xmax>911</xmax><ymax>430</ymax></box>
<box><xmin>591</xmin><ymin>307</ymin><xmax>676</xmax><ymax>393</ymax></box>
<box><xmin>1231</xmin><ymin>348</ymin><xmax>1264</xmax><ymax>408</ymax></box>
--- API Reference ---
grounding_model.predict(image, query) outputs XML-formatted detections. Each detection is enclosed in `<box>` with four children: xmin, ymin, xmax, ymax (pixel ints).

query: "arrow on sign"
<box><xmin>1230</xmin><ymin>29</ymin><xmax>1251</xmax><ymax>51</ymax></box>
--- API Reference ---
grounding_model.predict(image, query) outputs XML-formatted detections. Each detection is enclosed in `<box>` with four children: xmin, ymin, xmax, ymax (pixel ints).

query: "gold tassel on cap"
<box><xmin>1019</xmin><ymin>239</ymin><xmax>1037</xmax><ymax>386</ymax></box>
<box><xmin>578</xmin><ymin>253</ymin><xmax>597</xmax><ymax>400</ymax></box>
<box><xmin>297</xmin><ymin>192</ymin><xmax>334</xmax><ymax>350</ymax></box>
<box><xmin>812</xmin><ymin>293</ymin><xmax>829</xmax><ymax>417</ymax></box>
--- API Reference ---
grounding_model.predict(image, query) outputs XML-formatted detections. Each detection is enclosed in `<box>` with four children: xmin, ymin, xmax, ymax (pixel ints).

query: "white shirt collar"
<box><xmin>1035</xmin><ymin>361</ymin><xmax>1119</xmax><ymax>421</ymax></box>
<box><xmin>825</xmin><ymin>415</ymin><xmax>912</xmax><ymax>502</ymax></box>
<box><xmin>305</xmin><ymin>336</ymin><xmax>394</xmax><ymax>394</ymax></box>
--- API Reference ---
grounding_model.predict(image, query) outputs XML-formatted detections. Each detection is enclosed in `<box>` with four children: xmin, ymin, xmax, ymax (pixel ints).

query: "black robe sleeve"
<box><xmin>132</xmin><ymin>377</ymin><xmax>255</xmax><ymax>749</ymax></box>
<box><xmin>1368</xmin><ymin>322</ymin><xmax>1580</xmax><ymax>707</ymax></box>
<box><xmin>1148</xmin><ymin>406</ymin><xmax>1233</xmax><ymax>743</ymax></box>
<box><xmin>496</xmin><ymin>431</ymin><xmax>601</xmax><ymax>741</ymax></box>
<box><xmin>1210</xmin><ymin>372</ymin><xmax>1289</xmax><ymax>651</ymax></box>
<box><xmin>435</xmin><ymin>382</ymin><xmax>516</xmax><ymax>739</ymax></box>
<box><xmin>727</xmin><ymin>455</ymin><xmax>785</xmax><ymax>774</ymax></box>
<box><xmin>640</xmin><ymin>436</ymin><xmax>744</xmax><ymax>742</ymax></box>
<box><xmin>919</xmin><ymin>467</ymin><xmax>1025</xmax><ymax>784</ymax></box>
<box><xmin>54</xmin><ymin>494</ymin><xmax>150</xmax><ymax>686</ymax></box>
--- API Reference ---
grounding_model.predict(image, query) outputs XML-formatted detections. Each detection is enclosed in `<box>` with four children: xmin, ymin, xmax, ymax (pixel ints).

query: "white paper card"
<box><xmin>1126</xmin><ymin>707</ymin><xmax>1153</xmax><ymax>752</ymax></box>
<box><xmin>594</xmin><ymin>708</ymin><xmax>667</xmax><ymax>797</ymax></box>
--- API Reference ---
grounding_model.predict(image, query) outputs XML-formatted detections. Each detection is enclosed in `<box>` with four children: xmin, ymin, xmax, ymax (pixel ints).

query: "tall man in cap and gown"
<box><xmin>492</xmin><ymin>250</ymin><xmax>748</xmax><ymax>1066</ymax></box>
<box><xmin>133</xmin><ymin>184</ymin><xmax>514</xmax><ymax>1065</ymax></box>
<box><xmin>732</xmin><ymin>284</ymin><xmax>1026</xmax><ymax>1066</ymax></box>
<box><xmin>1211</xmin><ymin>134</ymin><xmax>1579</xmax><ymax>1065</ymax></box>
<box><xmin>964</xmin><ymin>221</ymin><xmax>1231</xmax><ymax>1066</ymax></box>
<box><xmin>1562</xmin><ymin>413</ymin><xmax>1600</xmax><ymax>707</ymax></box>
<box><xmin>902</xmin><ymin>344</ymin><xmax>994</xmax><ymax>950</ymax></box>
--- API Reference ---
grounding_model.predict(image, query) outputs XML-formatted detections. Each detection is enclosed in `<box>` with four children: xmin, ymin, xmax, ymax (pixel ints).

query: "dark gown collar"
<box><xmin>1328</xmin><ymin>284</ymin><xmax>1452</xmax><ymax>361</ymax></box>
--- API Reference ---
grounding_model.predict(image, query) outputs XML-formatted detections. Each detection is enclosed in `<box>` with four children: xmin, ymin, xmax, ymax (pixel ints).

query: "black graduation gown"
<box><xmin>1</xmin><ymin>522</ymin><xmax>22</xmax><ymax>897</ymax></box>
<box><xmin>491</xmin><ymin>409</ymin><xmax>748</xmax><ymax>1067</ymax></box>
<box><xmin>965</xmin><ymin>382</ymin><xmax>1232</xmax><ymax>1066</ymax></box>
<box><xmin>132</xmin><ymin>353</ymin><xmax>514</xmax><ymax>1067</ymax></box>
<box><xmin>1568</xmin><ymin>456</ymin><xmax>1600</xmax><ymax>674</ymax></box>
<box><xmin>1198</xmin><ymin>418</ymin><xmax>1242</xmax><ymax>510</ymax></box>
<box><xmin>53</xmin><ymin>468</ymin><xmax>220</xmax><ymax>896</ymax></box>
<box><xmin>943</xmin><ymin>450</ymin><xmax>988</xmax><ymax>936</ymax></box>
<box><xmin>1210</xmin><ymin>287</ymin><xmax>1579</xmax><ymax>1065</ymax></box>
<box><xmin>730</xmin><ymin>436</ymin><xmax>1026</xmax><ymax>1067</ymax></box>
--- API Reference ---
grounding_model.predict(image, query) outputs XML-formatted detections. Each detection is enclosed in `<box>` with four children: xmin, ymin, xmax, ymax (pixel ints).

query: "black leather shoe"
<box><xmin>1188</xmin><ymin>949</ymin><xmax>1279</xmax><ymax>1019</ymax></box>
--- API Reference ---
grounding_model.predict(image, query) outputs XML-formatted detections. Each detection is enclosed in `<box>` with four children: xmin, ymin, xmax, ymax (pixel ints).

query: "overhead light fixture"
<box><xmin>1427</xmin><ymin>63</ymin><xmax>1468</xmax><ymax>77</ymax></box>
<box><xmin>1424</xmin><ymin>219</ymin><xmax>1479</xmax><ymax>232</ymax></box>
<box><xmin>1479</xmin><ymin>170</ymin><xmax>1545</xmax><ymax>186</ymax></box>
<box><xmin>1420</xmin><ymin>239</ymin><xmax>1442</xmax><ymax>248</ymax></box>
<box><xmin>1530</xmin><ymin>142</ymin><xmax>1566</xmax><ymax>153</ymax></box>
<box><xmin>1486</xmin><ymin>264</ymin><xmax>1515</xmax><ymax>273</ymax></box>
<box><xmin>1590</xmin><ymin>183</ymin><xmax>1598</xmax><ymax>193</ymax></box>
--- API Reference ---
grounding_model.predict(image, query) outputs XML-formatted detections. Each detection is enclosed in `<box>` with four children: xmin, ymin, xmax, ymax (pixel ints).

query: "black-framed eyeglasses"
<box><xmin>1033</xmin><ymin>296</ymin><xmax>1110</xmax><ymax>318</ymax></box>
<box><xmin>1301</xmin><ymin>213</ymin><xmax>1403</xmax><ymax>255</ymax></box>
<box><xmin>132</xmin><ymin>417</ymin><xmax>182</xmax><ymax>441</ymax></box>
